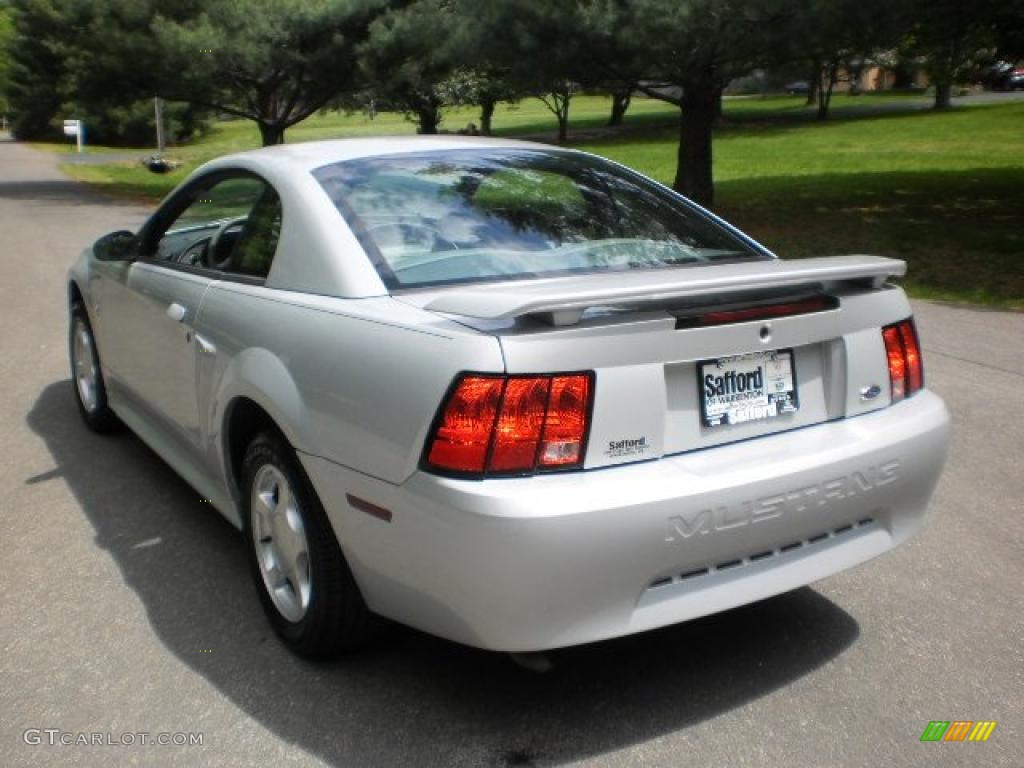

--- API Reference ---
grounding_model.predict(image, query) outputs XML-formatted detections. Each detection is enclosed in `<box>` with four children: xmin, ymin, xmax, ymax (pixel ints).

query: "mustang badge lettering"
<box><xmin>664</xmin><ymin>460</ymin><xmax>901</xmax><ymax>542</ymax></box>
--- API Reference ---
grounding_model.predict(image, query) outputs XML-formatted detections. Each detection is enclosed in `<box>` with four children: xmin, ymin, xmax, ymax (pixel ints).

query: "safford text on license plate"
<box><xmin>699</xmin><ymin>350</ymin><xmax>799</xmax><ymax>427</ymax></box>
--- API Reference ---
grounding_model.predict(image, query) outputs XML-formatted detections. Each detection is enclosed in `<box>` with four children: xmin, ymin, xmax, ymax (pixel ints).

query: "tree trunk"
<box><xmin>817</xmin><ymin>65</ymin><xmax>837</xmax><ymax>121</ymax></box>
<box><xmin>538</xmin><ymin>88</ymin><xmax>572</xmax><ymax>141</ymax></box>
<box><xmin>673</xmin><ymin>80</ymin><xmax>718</xmax><ymax>208</ymax></box>
<box><xmin>934</xmin><ymin>81</ymin><xmax>953</xmax><ymax>109</ymax></box>
<box><xmin>607</xmin><ymin>87</ymin><xmax>632</xmax><ymax>127</ymax></box>
<box><xmin>816</xmin><ymin>89</ymin><xmax>830</xmax><ymax>120</ymax></box>
<box><xmin>556</xmin><ymin>93</ymin><xmax>571</xmax><ymax>142</ymax></box>
<box><xmin>479</xmin><ymin>98</ymin><xmax>495</xmax><ymax>135</ymax></box>
<box><xmin>416</xmin><ymin>104</ymin><xmax>440</xmax><ymax>134</ymax></box>
<box><xmin>806</xmin><ymin>62</ymin><xmax>820</xmax><ymax>106</ymax></box>
<box><xmin>258</xmin><ymin>121</ymin><xmax>285</xmax><ymax>146</ymax></box>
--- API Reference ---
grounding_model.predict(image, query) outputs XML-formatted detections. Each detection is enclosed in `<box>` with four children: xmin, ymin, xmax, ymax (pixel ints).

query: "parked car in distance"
<box><xmin>978</xmin><ymin>62</ymin><xmax>1024</xmax><ymax>90</ymax></box>
<box><xmin>69</xmin><ymin>137</ymin><xmax>951</xmax><ymax>658</ymax></box>
<box><xmin>784</xmin><ymin>80</ymin><xmax>811</xmax><ymax>95</ymax></box>
<box><xmin>1003</xmin><ymin>69</ymin><xmax>1024</xmax><ymax>90</ymax></box>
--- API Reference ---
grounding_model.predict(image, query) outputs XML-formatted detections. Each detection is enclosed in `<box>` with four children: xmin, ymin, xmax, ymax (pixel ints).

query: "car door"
<box><xmin>101</xmin><ymin>172</ymin><xmax>270</xmax><ymax>451</ymax></box>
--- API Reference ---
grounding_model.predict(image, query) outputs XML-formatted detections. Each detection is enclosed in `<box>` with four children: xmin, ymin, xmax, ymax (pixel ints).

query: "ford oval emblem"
<box><xmin>860</xmin><ymin>384</ymin><xmax>882</xmax><ymax>401</ymax></box>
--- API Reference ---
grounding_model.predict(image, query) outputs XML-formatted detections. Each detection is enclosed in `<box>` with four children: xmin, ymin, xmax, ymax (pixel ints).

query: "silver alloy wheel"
<box><xmin>250</xmin><ymin>464</ymin><xmax>312</xmax><ymax>623</ymax></box>
<box><xmin>72</xmin><ymin>318</ymin><xmax>99</xmax><ymax>413</ymax></box>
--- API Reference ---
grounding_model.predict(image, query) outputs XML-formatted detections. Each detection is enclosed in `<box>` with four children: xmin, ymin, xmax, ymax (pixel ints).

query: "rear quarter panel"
<box><xmin>194</xmin><ymin>284</ymin><xmax>504</xmax><ymax>487</ymax></box>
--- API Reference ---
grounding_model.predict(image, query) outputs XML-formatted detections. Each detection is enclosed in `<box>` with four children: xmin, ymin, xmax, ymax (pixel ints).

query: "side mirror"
<box><xmin>93</xmin><ymin>230</ymin><xmax>138</xmax><ymax>262</ymax></box>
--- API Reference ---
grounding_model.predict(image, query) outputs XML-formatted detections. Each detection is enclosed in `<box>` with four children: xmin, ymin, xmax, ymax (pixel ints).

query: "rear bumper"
<box><xmin>301</xmin><ymin>390</ymin><xmax>950</xmax><ymax>652</ymax></box>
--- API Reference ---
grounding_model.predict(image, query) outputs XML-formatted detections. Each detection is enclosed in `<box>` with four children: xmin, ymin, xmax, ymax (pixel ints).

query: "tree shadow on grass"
<box><xmin>499</xmin><ymin>94</ymin><xmax>936</xmax><ymax>144</ymax></box>
<box><xmin>565</xmin><ymin>97</ymin><xmax>1019</xmax><ymax>149</ymax></box>
<box><xmin>714</xmin><ymin>167</ymin><xmax>1024</xmax><ymax>304</ymax></box>
<box><xmin>28</xmin><ymin>380</ymin><xmax>860</xmax><ymax>767</ymax></box>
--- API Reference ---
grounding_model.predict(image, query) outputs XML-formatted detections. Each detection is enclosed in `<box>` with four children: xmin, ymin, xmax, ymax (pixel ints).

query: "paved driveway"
<box><xmin>0</xmin><ymin>139</ymin><xmax>1020</xmax><ymax>767</ymax></box>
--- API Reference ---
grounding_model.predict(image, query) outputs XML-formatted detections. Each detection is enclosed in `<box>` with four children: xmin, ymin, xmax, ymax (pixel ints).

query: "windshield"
<box><xmin>313</xmin><ymin>149</ymin><xmax>768</xmax><ymax>289</ymax></box>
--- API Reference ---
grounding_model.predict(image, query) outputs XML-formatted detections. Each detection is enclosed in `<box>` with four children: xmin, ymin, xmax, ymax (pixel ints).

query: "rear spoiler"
<box><xmin>422</xmin><ymin>255</ymin><xmax>906</xmax><ymax>326</ymax></box>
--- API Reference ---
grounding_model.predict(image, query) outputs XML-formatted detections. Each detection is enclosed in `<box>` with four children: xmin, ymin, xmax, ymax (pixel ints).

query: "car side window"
<box><xmin>150</xmin><ymin>175</ymin><xmax>281</xmax><ymax>279</ymax></box>
<box><xmin>222</xmin><ymin>187</ymin><xmax>283</xmax><ymax>279</ymax></box>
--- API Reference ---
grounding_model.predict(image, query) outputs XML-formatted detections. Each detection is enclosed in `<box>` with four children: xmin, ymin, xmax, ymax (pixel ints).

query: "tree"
<box><xmin>360</xmin><ymin>0</ymin><xmax>465</xmax><ymax>135</ymax></box>
<box><xmin>606</xmin><ymin>0</ymin><xmax>799</xmax><ymax>206</ymax></box>
<box><xmin>801</xmin><ymin>0</ymin><xmax>908</xmax><ymax>120</ymax></box>
<box><xmin>993</xmin><ymin>0</ymin><xmax>1024</xmax><ymax>61</ymax></box>
<box><xmin>6</xmin><ymin>0</ymin><xmax>210</xmax><ymax>142</ymax></box>
<box><xmin>904</xmin><ymin>0</ymin><xmax>1003</xmax><ymax>108</ymax></box>
<box><xmin>423</xmin><ymin>2</ymin><xmax>523</xmax><ymax>136</ymax></box>
<box><xmin>154</xmin><ymin>0</ymin><xmax>385</xmax><ymax>145</ymax></box>
<box><xmin>467</xmin><ymin>71</ymin><xmax>519</xmax><ymax>136</ymax></box>
<box><xmin>6</xmin><ymin>0</ymin><xmax>91</xmax><ymax>139</ymax></box>
<box><xmin>0</xmin><ymin>4</ymin><xmax>13</xmax><ymax>121</ymax></box>
<box><xmin>438</xmin><ymin>67</ymin><xmax>519</xmax><ymax>135</ymax></box>
<box><xmin>465</xmin><ymin>0</ymin><xmax>594</xmax><ymax>142</ymax></box>
<box><xmin>68</xmin><ymin>1</ymin><xmax>210</xmax><ymax>144</ymax></box>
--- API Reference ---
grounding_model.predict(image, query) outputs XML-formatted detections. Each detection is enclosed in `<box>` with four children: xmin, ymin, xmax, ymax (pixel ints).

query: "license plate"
<box><xmin>699</xmin><ymin>350</ymin><xmax>799</xmax><ymax>427</ymax></box>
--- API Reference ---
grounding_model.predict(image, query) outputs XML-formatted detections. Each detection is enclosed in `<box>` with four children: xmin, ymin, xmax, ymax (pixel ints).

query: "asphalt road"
<box><xmin>1</xmin><ymin>138</ymin><xmax>1021</xmax><ymax>768</ymax></box>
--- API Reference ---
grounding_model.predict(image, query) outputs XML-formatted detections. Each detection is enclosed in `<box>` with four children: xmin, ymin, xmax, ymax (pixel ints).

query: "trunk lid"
<box><xmin>403</xmin><ymin>255</ymin><xmax>911</xmax><ymax>469</ymax></box>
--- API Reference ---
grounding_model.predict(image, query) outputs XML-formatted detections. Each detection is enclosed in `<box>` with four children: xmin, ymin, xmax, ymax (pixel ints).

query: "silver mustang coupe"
<box><xmin>68</xmin><ymin>137</ymin><xmax>950</xmax><ymax>657</ymax></box>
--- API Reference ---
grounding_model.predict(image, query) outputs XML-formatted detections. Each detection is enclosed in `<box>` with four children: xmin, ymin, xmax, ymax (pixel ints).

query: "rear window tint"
<box><xmin>314</xmin><ymin>149</ymin><xmax>766</xmax><ymax>289</ymax></box>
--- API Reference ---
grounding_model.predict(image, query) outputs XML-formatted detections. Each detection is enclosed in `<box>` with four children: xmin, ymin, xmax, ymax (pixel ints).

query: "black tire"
<box><xmin>69</xmin><ymin>302</ymin><xmax>120</xmax><ymax>433</ymax></box>
<box><xmin>241</xmin><ymin>431</ymin><xmax>378</xmax><ymax>658</ymax></box>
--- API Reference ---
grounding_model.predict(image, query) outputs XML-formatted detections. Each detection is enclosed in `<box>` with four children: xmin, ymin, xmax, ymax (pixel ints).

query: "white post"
<box><xmin>76</xmin><ymin>120</ymin><xmax>84</xmax><ymax>153</ymax></box>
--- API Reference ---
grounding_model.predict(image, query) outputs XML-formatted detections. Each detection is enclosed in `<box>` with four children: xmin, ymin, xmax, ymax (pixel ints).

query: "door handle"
<box><xmin>166</xmin><ymin>302</ymin><xmax>187</xmax><ymax>322</ymax></box>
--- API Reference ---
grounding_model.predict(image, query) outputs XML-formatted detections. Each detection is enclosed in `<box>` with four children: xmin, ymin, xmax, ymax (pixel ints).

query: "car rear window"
<box><xmin>313</xmin><ymin>149</ymin><xmax>768</xmax><ymax>289</ymax></box>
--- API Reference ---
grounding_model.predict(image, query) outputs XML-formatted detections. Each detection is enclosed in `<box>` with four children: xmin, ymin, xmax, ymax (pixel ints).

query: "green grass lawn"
<box><xmin>42</xmin><ymin>91</ymin><xmax>1023</xmax><ymax>308</ymax></box>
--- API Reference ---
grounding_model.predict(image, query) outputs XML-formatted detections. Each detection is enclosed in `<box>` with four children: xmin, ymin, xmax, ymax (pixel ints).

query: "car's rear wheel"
<box><xmin>69</xmin><ymin>302</ymin><xmax>119</xmax><ymax>433</ymax></box>
<box><xmin>241</xmin><ymin>432</ymin><xmax>377</xmax><ymax>658</ymax></box>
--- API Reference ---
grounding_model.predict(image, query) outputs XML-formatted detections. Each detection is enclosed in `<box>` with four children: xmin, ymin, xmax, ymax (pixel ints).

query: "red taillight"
<box><xmin>538</xmin><ymin>375</ymin><xmax>591</xmax><ymax>467</ymax></box>
<box><xmin>899</xmin><ymin>321</ymin><xmax>923</xmax><ymax>393</ymax></box>
<box><xmin>882</xmin><ymin>318</ymin><xmax>924</xmax><ymax>403</ymax></box>
<box><xmin>426</xmin><ymin>376</ymin><xmax>503</xmax><ymax>473</ymax></box>
<box><xmin>489</xmin><ymin>377</ymin><xmax>550</xmax><ymax>472</ymax></box>
<box><xmin>882</xmin><ymin>326</ymin><xmax>906</xmax><ymax>401</ymax></box>
<box><xmin>425</xmin><ymin>372</ymin><xmax>594</xmax><ymax>477</ymax></box>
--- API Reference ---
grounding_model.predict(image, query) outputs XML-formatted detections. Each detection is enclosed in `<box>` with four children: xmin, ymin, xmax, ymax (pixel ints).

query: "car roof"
<box><xmin>214</xmin><ymin>135</ymin><xmax>558</xmax><ymax>174</ymax></box>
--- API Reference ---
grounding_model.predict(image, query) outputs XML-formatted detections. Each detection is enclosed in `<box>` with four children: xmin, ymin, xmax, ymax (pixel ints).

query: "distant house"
<box><xmin>846</xmin><ymin>64</ymin><xmax>930</xmax><ymax>92</ymax></box>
